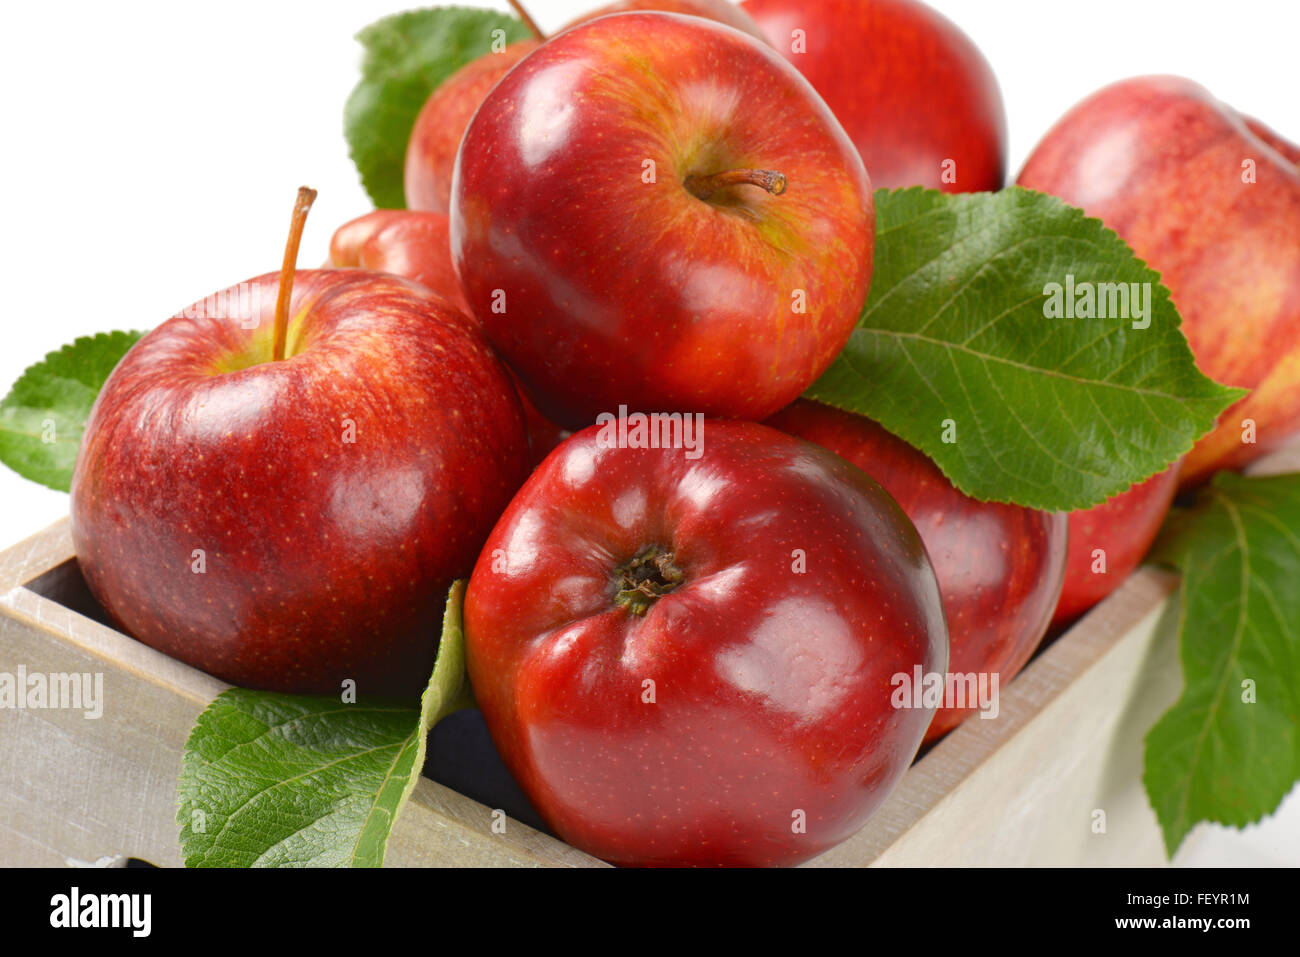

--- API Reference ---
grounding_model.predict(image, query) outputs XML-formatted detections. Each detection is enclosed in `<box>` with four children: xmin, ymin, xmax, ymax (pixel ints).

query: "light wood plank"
<box><xmin>0</xmin><ymin>529</ymin><xmax>595</xmax><ymax>867</ymax></box>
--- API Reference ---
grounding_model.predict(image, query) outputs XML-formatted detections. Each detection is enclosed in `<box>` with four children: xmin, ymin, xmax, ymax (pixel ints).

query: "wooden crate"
<box><xmin>4</xmin><ymin>444</ymin><xmax>1294</xmax><ymax>866</ymax></box>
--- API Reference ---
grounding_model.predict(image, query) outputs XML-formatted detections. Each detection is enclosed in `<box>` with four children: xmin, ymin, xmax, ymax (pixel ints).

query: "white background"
<box><xmin>1</xmin><ymin>0</ymin><xmax>1296</xmax><ymax>865</ymax></box>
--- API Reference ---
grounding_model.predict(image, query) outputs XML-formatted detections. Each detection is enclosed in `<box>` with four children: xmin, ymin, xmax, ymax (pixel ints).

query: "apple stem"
<box><xmin>271</xmin><ymin>186</ymin><xmax>318</xmax><ymax>363</ymax></box>
<box><xmin>685</xmin><ymin>168</ymin><xmax>788</xmax><ymax>201</ymax></box>
<box><xmin>614</xmin><ymin>545</ymin><xmax>685</xmax><ymax>616</ymax></box>
<box><xmin>506</xmin><ymin>0</ymin><xmax>546</xmax><ymax>41</ymax></box>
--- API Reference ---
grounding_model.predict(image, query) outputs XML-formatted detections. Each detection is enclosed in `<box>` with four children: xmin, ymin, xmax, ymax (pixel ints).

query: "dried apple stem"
<box><xmin>614</xmin><ymin>545</ymin><xmax>685</xmax><ymax>616</ymax></box>
<box><xmin>685</xmin><ymin>168</ymin><xmax>788</xmax><ymax>201</ymax></box>
<box><xmin>507</xmin><ymin>0</ymin><xmax>546</xmax><ymax>41</ymax></box>
<box><xmin>272</xmin><ymin>186</ymin><xmax>318</xmax><ymax>362</ymax></box>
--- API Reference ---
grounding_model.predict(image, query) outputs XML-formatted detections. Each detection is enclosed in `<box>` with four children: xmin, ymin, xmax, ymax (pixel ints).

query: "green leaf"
<box><xmin>177</xmin><ymin>581</ymin><xmax>473</xmax><ymax>867</ymax></box>
<box><xmin>1144</xmin><ymin>472</ymin><xmax>1300</xmax><ymax>856</ymax></box>
<box><xmin>0</xmin><ymin>330</ymin><xmax>144</xmax><ymax>492</ymax></box>
<box><xmin>807</xmin><ymin>186</ymin><xmax>1243</xmax><ymax>511</ymax></box>
<box><xmin>344</xmin><ymin>6</ymin><xmax>532</xmax><ymax>209</ymax></box>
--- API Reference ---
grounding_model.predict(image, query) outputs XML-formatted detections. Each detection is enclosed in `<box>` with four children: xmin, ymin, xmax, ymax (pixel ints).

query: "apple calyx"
<box><xmin>684</xmin><ymin>168</ymin><xmax>788</xmax><ymax>202</ymax></box>
<box><xmin>271</xmin><ymin>186</ymin><xmax>319</xmax><ymax>362</ymax></box>
<box><xmin>614</xmin><ymin>545</ymin><xmax>685</xmax><ymax>616</ymax></box>
<box><xmin>507</xmin><ymin>0</ymin><xmax>546</xmax><ymax>41</ymax></box>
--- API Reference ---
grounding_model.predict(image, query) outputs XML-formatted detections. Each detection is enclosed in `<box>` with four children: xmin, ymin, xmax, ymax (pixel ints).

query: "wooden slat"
<box><xmin>0</xmin><ymin>521</ymin><xmax>597</xmax><ymax>867</ymax></box>
<box><xmin>386</xmin><ymin>781</ymin><xmax>605</xmax><ymax>868</ymax></box>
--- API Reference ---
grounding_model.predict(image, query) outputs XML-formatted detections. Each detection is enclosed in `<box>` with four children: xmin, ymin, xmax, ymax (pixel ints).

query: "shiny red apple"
<box><xmin>326</xmin><ymin>208</ymin><xmax>571</xmax><ymax>466</ymax></box>
<box><xmin>404</xmin><ymin>1</ymin><xmax>766</xmax><ymax>216</ymax></box>
<box><xmin>451</xmin><ymin>12</ymin><xmax>874</xmax><ymax>428</ymax></box>
<box><xmin>464</xmin><ymin>420</ymin><xmax>947</xmax><ymax>866</ymax></box>
<box><xmin>404</xmin><ymin>40</ymin><xmax>540</xmax><ymax>214</ymax></box>
<box><xmin>327</xmin><ymin>209</ymin><xmax>470</xmax><ymax>314</ymax></box>
<box><xmin>768</xmin><ymin>400</ymin><xmax>1065</xmax><ymax>741</ymax></box>
<box><xmin>71</xmin><ymin>193</ymin><xmax>530</xmax><ymax>695</ymax></box>
<box><xmin>1051</xmin><ymin>464</ymin><xmax>1181</xmax><ymax>629</ymax></box>
<box><xmin>743</xmin><ymin>0</ymin><xmax>1006</xmax><ymax>192</ymax></box>
<box><xmin>564</xmin><ymin>0</ymin><xmax>767</xmax><ymax>40</ymax></box>
<box><xmin>1017</xmin><ymin>76</ymin><xmax>1300</xmax><ymax>486</ymax></box>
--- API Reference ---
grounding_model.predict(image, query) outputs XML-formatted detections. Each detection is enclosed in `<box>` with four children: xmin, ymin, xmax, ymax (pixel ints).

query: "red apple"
<box><xmin>767</xmin><ymin>400</ymin><xmax>1065</xmax><ymax>742</ymax></box>
<box><xmin>1051</xmin><ymin>464</ymin><xmax>1181</xmax><ymax>629</ymax></box>
<box><xmin>404</xmin><ymin>40</ymin><xmax>540</xmax><ymax>214</ymax></box>
<box><xmin>451</xmin><ymin>12</ymin><xmax>874</xmax><ymax>428</ymax></box>
<box><xmin>514</xmin><ymin>393</ymin><xmax>573</xmax><ymax>468</ymax></box>
<box><xmin>403</xmin><ymin>2</ymin><xmax>765</xmax><ymax>216</ymax></box>
<box><xmin>1243</xmin><ymin>116</ymin><xmax>1300</xmax><ymax>166</ymax></box>
<box><xmin>564</xmin><ymin>0</ymin><xmax>767</xmax><ymax>41</ymax></box>
<box><xmin>326</xmin><ymin>209</ymin><xmax>571</xmax><ymax>466</ymax></box>
<box><xmin>1017</xmin><ymin>76</ymin><xmax>1300</xmax><ymax>487</ymax></box>
<box><xmin>327</xmin><ymin>209</ymin><xmax>470</xmax><ymax>314</ymax></box>
<box><xmin>743</xmin><ymin>0</ymin><xmax>1006</xmax><ymax>192</ymax></box>
<box><xmin>464</xmin><ymin>419</ymin><xmax>947</xmax><ymax>866</ymax></box>
<box><xmin>71</xmin><ymin>193</ymin><xmax>530</xmax><ymax>695</ymax></box>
